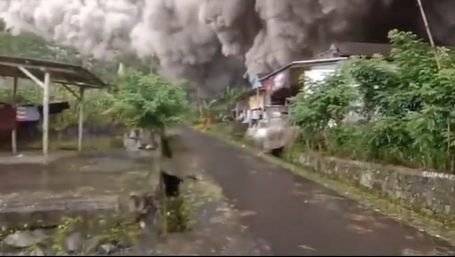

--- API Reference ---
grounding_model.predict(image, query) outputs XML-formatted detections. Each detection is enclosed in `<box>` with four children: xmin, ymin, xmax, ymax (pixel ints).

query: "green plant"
<box><xmin>289</xmin><ymin>29</ymin><xmax>455</xmax><ymax>173</ymax></box>
<box><xmin>216</xmin><ymin>86</ymin><xmax>246</xmax><ymax>123</ymax></box>
<box><xmin>217</xmin><ymin>87</ymin><xmax>245</xmax><ymax>110</ymax></box>
<box><xmin>108</xmin><ymin>68</ymin><xmax>189</xmax><ymax>133</ymax></box>
<box><xmin>52</xmin><ymin>216</ymin><xmax>83</xmax><ymax>254</ymax></box>
<box><xmin>199</xmin><ymin>99</ymin><xmax>218</xmax><ymax>119</ymax></box>
<box><xmin>290</xmin><ymin>70</ymin><xmax>357</xmax><ymax>151</ymax></box>
<box><xmin>0</xmin><ymin>30</ymin><xmax>147</xmax><ymax>143</ymax></box>
<box><xmin>195</xmin><ymin>86</ymin><xmax>246</xmax><ymax>124</ymax></box>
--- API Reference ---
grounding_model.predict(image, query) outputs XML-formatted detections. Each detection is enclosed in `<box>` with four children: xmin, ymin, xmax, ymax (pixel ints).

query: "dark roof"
<box><xmin>258</xmin><ymin>57</ymin><xmax>347</xmax><ymax>82</ymax></box>
<box><xmin>317</xmin><ymin>42</ymin><xmax>392</xmax><ymax>58</ymax></box>
<box><xmin>0</xmin><ymin>55</ymin><xmax>108</xmax><ymax>88</ymax></box>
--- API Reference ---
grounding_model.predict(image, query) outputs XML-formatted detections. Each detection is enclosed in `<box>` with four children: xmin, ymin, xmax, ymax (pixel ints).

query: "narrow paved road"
<box><xmin>179</xmin><ymin>127</ymin><xmax>455</xmax><ymax>256</ymax></box>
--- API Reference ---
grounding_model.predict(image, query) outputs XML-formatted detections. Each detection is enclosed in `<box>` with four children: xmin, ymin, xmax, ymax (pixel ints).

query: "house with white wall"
<box><xmin>258</xmin><ymin>57</ymin><xmax>347</xmax><ymax>108</ymax></box>
<box><xmin>256</xmin><ymin>42</ymin><xmax>393</xmax><ymax>123</ymax></box>
<box><xmin>258</xmin><ymin>42</ymin><xmax>393</xmax><ymax>102</ymax></box>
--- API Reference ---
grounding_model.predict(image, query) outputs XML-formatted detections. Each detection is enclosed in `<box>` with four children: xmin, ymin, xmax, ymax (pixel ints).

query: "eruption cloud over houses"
<box><xmin>0</xmin><ymin>0</ymin><xmax>454</xmax><ymax>96</ymax></box>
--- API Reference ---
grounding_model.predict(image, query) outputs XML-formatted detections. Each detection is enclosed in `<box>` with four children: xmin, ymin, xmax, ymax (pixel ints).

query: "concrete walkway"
<box><xmin>179</xmin><ymin>127</ymin><xmax>455</xmax><ymax>256</ymax></box>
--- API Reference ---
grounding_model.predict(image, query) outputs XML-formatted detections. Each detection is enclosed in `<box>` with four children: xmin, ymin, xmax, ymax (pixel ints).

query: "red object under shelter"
<box><xmin>0</xmin><ymin>103</ymin><xmax>16</xmax><ymax>131</ymax></box>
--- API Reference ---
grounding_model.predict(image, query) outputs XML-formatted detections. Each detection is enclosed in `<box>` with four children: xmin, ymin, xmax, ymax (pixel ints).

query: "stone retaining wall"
<box><xmin>295</xmin><ymin>152</ymin><xmax>455</xmax><ymax>218</ymax></box>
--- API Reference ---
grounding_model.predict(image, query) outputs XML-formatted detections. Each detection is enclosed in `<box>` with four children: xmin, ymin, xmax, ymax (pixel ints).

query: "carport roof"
<box><xmin>0</xmin><ymin>55</ymin><xmax>109</xmax><ymax>88</ymax></box>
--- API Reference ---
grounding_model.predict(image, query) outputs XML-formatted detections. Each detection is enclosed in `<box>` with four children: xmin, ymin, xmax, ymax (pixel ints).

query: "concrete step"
<box><xmin>0</xmin><ymin>196</ymin><xmax>121</xmax><ymax>229</ymax></box>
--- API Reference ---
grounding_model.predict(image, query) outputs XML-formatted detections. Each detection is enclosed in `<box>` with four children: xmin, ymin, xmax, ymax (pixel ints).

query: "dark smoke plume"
<box><xmin>0</xmin><ymin>0</ymin><xmax>454</xmax><ymax>96</ymax></box>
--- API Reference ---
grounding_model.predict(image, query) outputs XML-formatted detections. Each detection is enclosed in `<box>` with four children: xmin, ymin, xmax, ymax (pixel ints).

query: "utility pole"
<box><xmin>416</xmin><ymin>0</ymin><xmax>441</xmax><ymax>69</ymax></box>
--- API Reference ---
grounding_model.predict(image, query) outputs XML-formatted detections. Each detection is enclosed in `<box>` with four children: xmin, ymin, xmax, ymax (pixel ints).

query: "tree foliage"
<box><xmin>109</xmin><ymin>68</ymin><xmax>189</xmax><ymax>132</ymax></box>
<box><xmin>0</xmin><ymin>30</ymin><xmax>151</xmax><ymax>84</ymax></box>
<box><xmin>197</xmin><ymin>86</ymin><xmax>246</xmax><ymax>123</ymax></box>
<box><xmin>289</xmin><ymin>29</ymin><xmax>455</xmax><ymax>173</ymax></box>
<box><xmin>0</xmin><ymin>30</ymin><xmax>163</xmax><ymax>134</ymax></box>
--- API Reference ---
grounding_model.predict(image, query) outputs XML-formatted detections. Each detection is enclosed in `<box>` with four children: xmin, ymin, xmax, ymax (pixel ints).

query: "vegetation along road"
<box><xmin>178</xmin><ymin>127</ymin><xmax>455</xmax><ymax>256</ymax></box>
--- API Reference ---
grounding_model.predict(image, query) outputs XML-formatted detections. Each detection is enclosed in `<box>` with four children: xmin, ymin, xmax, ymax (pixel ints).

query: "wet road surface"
<box><xmin>179</xmin><ymin>127</ymin><xmax>455</xmax><ymax>256</ymax></box>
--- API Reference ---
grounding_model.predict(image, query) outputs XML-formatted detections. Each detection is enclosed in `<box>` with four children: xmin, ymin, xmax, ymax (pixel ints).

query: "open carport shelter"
<box><xmin>0</xmin><ymin>55</ymin><xmax>108</xmax><ymax>159</ymax></box>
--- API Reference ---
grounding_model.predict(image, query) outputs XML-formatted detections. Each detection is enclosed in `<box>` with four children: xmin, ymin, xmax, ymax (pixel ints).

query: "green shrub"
<box><xmin>289</xmin><ymin>30</ymin><xmax>455</xmax><ymax>173</ymax></box>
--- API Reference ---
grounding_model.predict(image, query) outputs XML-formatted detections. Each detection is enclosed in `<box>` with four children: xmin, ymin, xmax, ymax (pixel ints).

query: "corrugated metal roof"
<box><xmin>0</xmin><ymin>55</ymin><xmax>108</xmax><ymax>88</ymax></box>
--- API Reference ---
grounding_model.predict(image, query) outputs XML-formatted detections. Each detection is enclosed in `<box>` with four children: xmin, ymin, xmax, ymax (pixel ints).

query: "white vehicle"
<box><xmin>246</xmin><ymin>106</ymin><xmax>299</xmax><ymax>152</ymax></box>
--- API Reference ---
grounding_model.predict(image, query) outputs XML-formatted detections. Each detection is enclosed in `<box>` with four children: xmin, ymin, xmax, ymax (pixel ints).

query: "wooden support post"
<box><xmin>78</xmin><ymin>87</ymin><xmax>85</xmax><ymax>152</ymax></box>
<box><xmin>11</xmin><ymin>77</ymin><xmax>18</xmax><ymax>155</ymax></box>
<box><xmin>42</xmin><ymin>72</ymin><xmax>50</xmax><ymax>159</ymax></box>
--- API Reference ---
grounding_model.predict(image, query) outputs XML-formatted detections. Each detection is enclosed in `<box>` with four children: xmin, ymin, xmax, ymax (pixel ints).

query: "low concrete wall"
<box><xmin>294</xmin><ymin>152</ymin><xmax>455</xmax><ymax>218</ymax></box>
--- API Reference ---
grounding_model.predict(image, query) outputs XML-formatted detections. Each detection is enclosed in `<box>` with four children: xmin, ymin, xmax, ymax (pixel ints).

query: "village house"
<box><xmin>235</xmin><ymin>42</ymin><xmax>393</xmax><ymax>144</ymax></box>
<box><xmin>257</xmin><ymin>42</ymin><xmax>393</xmax><ymax>110</ymax></box>
<box><xmin>243</xmin><ymin>72</ymin><xmax>268</xmax><ymax>111</ymax></box>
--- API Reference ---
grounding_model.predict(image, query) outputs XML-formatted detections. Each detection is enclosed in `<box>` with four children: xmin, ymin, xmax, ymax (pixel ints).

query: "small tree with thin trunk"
<box><xmin>108</xmin><ymin>68</ymin><xmax>188</xmax><ymax>144</ymax></box>
<box><xmin>107</xmin><ymin>68</ymin><xmax>189</xmax><ymax>236</ymax></box>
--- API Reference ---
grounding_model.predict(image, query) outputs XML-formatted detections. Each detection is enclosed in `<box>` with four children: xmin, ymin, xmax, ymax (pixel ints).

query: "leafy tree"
<box><xmin>217</xmin><ymin>86</ymin><xmax>245</xmax><ymax>110</ymax></box>
<box><xmin>199</xmin><ymin>98</ymin><xmax>218</xmax><ymax>118</ymax></box>
<box><xmin>109</xmin><ymin>68</ymin><xmax>188</xmax><ymax>133</ymax></box>
<box><xmin>211</xmin><ymin>86</ymin><xmax>246</xmax><ymax>122</ymax></box>
<box><xmin>194</xmin><ymin>86</ymin><xmax>246</xmax><ymax>124</ymax></box>
<box><xmin>289</xmin><ymin>29</ymin><xmax>455</xmax><ymax>173</ymax></box>
<box><xmin>0</xmin><ymin>30</ymin><xmax>154</xmax><ymax>134</ymax></box>
<box><xmin>290</xmin><ymin>70</ymin><xmax>357</xmax><ymax>151</ymax></box>
<box><xmin>0</xmin><ymin>31</ymin><xmax>149</xmax><ymax>84</ymax></box>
